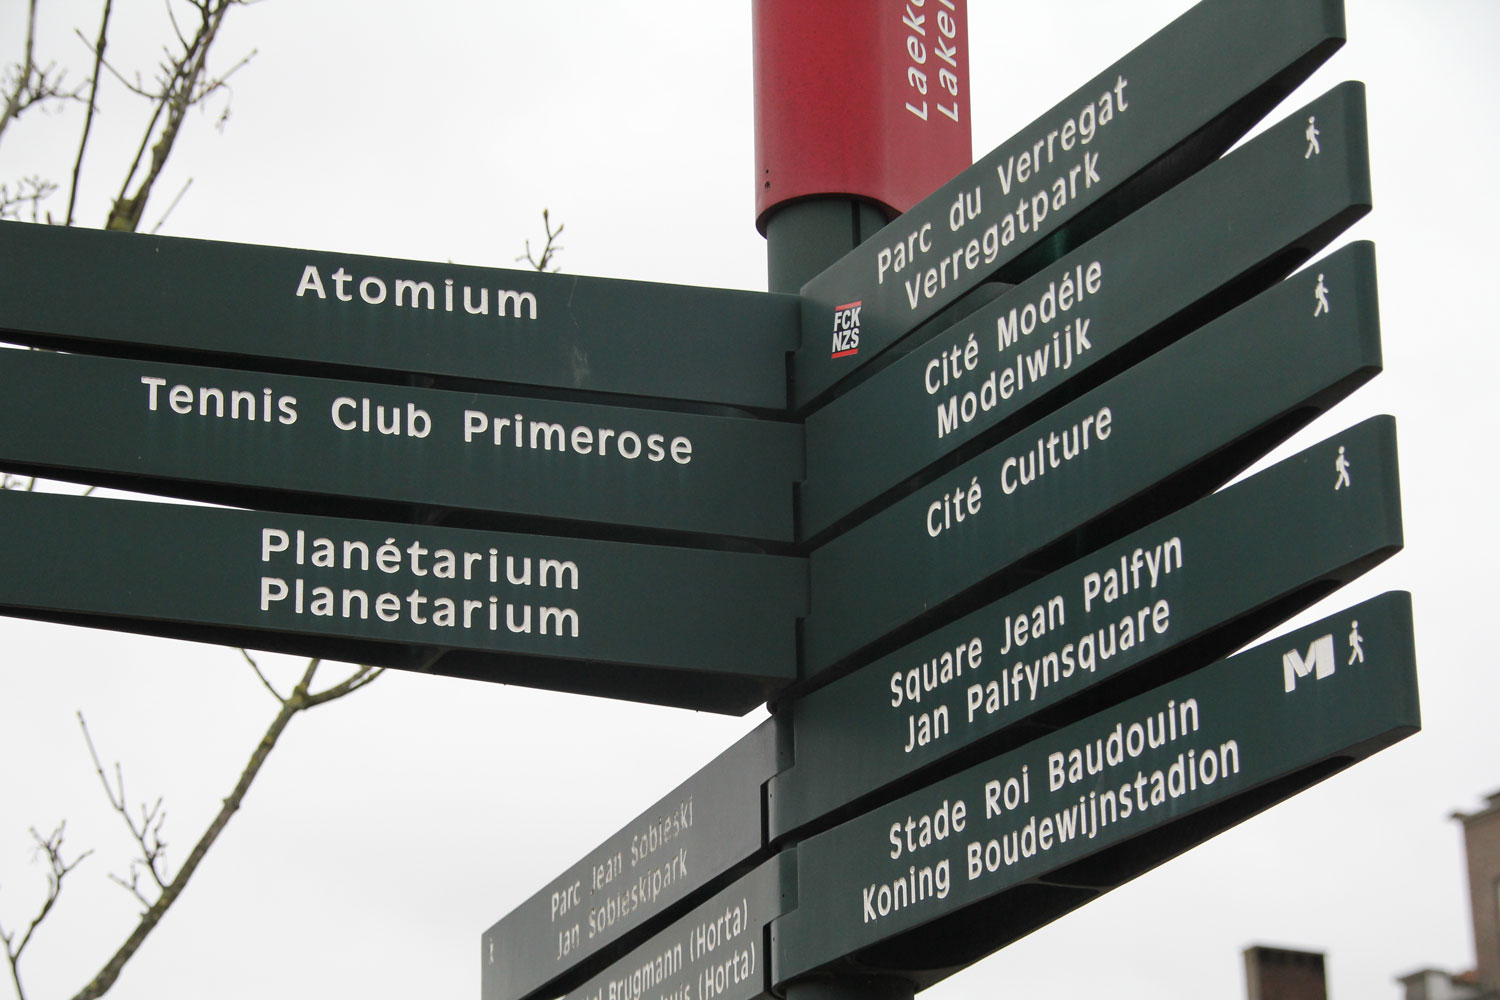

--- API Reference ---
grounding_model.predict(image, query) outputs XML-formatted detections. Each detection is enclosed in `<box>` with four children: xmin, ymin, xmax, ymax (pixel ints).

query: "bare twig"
<box><xmin>198</xmin><ymin>47</ymin><xmax>257</xmax><ymax>103</ymax></box>
<box><xmin>0</xmin><ymin>177</ymin><xmax>57</xmax><ymax>222</ymax></box>
<box><xmin>517</xmin><ymin>209</ymin><xmax>565</xmax><ymax>272</ymax></box>
<box><xmin>106</xmin><ymin>0</ymin><xmax>255</xmax><ymax>233</ymax></box>
<box><xmin>166</xmin><ymin>2</ymin><xmax>190</xmax><ymax>51</ymax></box>
<box><xmin>148</xmin><ymin>176</ymin><xmax>191</xmax><ymax>232</ymax></box>
<box><xmin>302</xmin><ymin>664</ymin><xmax>384</xmax><ymax>709</ymax></box>
<box><xmin>0</xmin><ymin>0</ymin><xmax>41</xmax><ymax>151</ymax></box>
<box><xmin>0</xmin><ymin>823</ymin><xmax>92</xmax><ymax>1000</ymax></box>
<box><xmin>87</xmin><ymin>45</ymin><xmax>153</xmax><ymax>100</ymax></box>
<box><xmin>68</xmin><ymin>658</ymin><xmax>381</xmax><ymax>1000</ymax></box>
<box><xmin>0</xmin><ymin>0</ymin><xmax>86</xmax><ymax>152</ymax></box>
<box><xmin>240</xmin><ymin>649</ymin><xmax>286</xmax><ymax>703</ymax></box>
<box><xmin>67</xmin><ymin>0</ymin><xmax>114</xmax><ymax>226</ymax></box>
<box><xmin>80</xmin><ymin>715</ymin><xmax>171</xmax><ymax>900</ymax></box>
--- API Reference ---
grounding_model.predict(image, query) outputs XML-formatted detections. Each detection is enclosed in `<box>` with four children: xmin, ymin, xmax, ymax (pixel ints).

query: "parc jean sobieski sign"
<box><xmin>0</xmin><ymin>0</ymin><xmax>1416</xmax><ymax>994</ymax></box>
<box><xmin>483</xmin><ymin>719</ymin><xmax>788</xmax><ymax>1000</ymax></box>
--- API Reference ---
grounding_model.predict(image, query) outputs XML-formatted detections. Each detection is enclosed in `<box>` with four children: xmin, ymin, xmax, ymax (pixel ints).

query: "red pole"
<box><xmin>753</xmin><ymin>0</ymin><xmax>972</xmax><ymax>235</ymax></box>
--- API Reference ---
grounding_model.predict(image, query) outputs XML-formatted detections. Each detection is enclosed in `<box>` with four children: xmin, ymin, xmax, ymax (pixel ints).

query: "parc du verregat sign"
<box><xmin>0</xmin><ymin>0</ymin><xmax>1415</xmax><ymax>996</ymax></box>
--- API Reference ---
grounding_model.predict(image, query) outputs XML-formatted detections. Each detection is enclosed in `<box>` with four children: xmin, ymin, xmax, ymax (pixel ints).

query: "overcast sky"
<box><xmin>1</xmin><ymin>2</ymin><xmax>1497</xmax><ymax>999</ymax></box>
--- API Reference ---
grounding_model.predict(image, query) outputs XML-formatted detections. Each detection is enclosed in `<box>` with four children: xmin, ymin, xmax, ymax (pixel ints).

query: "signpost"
<box><xmin>803</xmin><ymin>240</ymin><xmax>1382</xmax><ymax>676</ymax></box>
<box><xmin>799</xmin><ymin>83</ymin><xmax>1372</xmax><ymax>538</ymax></box>
<box><xmin>773</xmin><ymin>416</ymin><xmax>1402</xmax><ymax>839</ymax></box>
<box><xmin>0</xmin><ymin>490</ymin><xmax>807</xmax><ymax>713</ymax></box>
<box><xmin>0</xmin><ymin>0</ymin><xmax>1417</xmax><ymax>994</ymax></box>
<box><xmin>483</xmin><ymin>719</ymin><xmax>787</xmax><ymax>1000</ymax></box>
<box><xmin>475</xmin><ymin>2</ymin><xmax>1411</xmax><ymax>997</ymax></box>
<box><xmin>772</xmin><ymin>592</ymin><xmax>1418</xmax><ymax>987</ymax></box>
<box><xmin>0</xmin><ymin>221</ymin><xmax>799</xmax><ymax>410</ymax></box>
<box><xmin>791</xmin><ymin>0</ymin><xmax>1348</xmax><ymax>408</ymax></box>
<box><xmin>0</xmin><ymin>350</ymin><xmax>802</xmax><ymax>541</ymax></box>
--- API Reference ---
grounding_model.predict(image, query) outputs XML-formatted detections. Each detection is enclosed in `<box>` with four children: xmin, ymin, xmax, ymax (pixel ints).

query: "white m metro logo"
<box><xmin>1283</xmin><ymin>634</ymin><xmax>1336</xmax><ymax>692</ymax></box>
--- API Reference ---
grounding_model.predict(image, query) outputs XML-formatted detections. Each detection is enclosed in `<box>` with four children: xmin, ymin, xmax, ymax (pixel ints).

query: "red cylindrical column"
<box><xmin>753</xmin><ymin>0</ymin><xmax>972</xmax><ymax>233</ymax></box>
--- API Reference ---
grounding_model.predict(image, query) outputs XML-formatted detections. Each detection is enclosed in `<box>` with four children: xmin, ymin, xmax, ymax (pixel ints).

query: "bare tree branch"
<box><xmin>198</xmin><ymin>48</ymin><xmax>257</xmax><ymax>103</ymax></box>
<box><xmin>0</xmin><ymin>177</ymin><xmax>57</xmax><ymax>223</ymax></box>
<box><xmin>0</xmin><ymin>0</ymin><xmax>85</xmax><ymax>153</ymax></box>
<box><xmin>80</xmin><ymin>715</ymin><xmax>171</xmax><ymax>902</ymax></box>
<box><xmin>67</xmin><ymin>0</ymin><xmax>115</xmax><ymax>226</ymax></box>
<box><xmin>5</xmin><ymin>0</ymin><xmax>256</xmax><ymax>227</ymax></box>
<box><xmin>147</xmin><ymin>176</ymin><xmax>191</xmax><ymax>233</ymax></box>
<box><xmin>0</xmin><ymin>823</ymin><xmax>92</xmax><ymax>1000</ymax></box>
<box><xmin>0</xmin><ymin>0</ymin><xmax>41</xmax><ymax>151</ymax></box>
<box><xmin>302</xmin><ymin>664</ymin><xmax>384</xmax><ymax>709</ymax></box>
<box><xmin>166</xmin><ymin>1</ymin><xmax>190</xmax><ymax>52</ymax></box>
<box><xmin>67</xmin><ymin>656</ymin><xmax>380</xmax><ymax>1000</ymax></box>
<box><xmin>87</xmin><ymin>45</ymin><xmax>153</xmax><ymax>100</ymax></box>
<box><xmin>240</xmin><ymin>649</ymin><xmax>286</xmax><ymax>703</ymax></box>
<box><xmin>106</xmin><ymin>0</ymin><xmax>255</xmax><ymax>233</ymax></box>
<box><xmin>517</xmin><ymin>208</ymin><xmax>565</xmax><ymax>272</ymax></box>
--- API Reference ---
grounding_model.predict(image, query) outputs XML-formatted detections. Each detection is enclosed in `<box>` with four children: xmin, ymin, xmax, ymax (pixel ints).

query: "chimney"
<box><xmin>1244</xmin><ymin>946</ymin><xmax>1328</xmax><ymax>1000</ymax></box>
<box><xmin>1452</xmin><ymin>790</ymin><xmax>1500</xmax><ymax>993</ymax></box>
<box><xmin>1396</xmin><ymin>968</ymin><xmax>1487</xmax><ymax>1000</ymax></box>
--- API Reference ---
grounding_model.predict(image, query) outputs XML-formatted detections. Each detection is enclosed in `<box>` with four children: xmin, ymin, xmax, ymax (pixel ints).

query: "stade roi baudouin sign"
<box><xmin>0</xmin><ymin>0</ymin><xmax>1414</xmax><ymax>996</ymax></box>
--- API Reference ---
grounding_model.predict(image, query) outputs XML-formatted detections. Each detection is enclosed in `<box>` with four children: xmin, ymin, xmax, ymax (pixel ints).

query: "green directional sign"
<box><xmin>772</xmin><ymin>591</ymin><xmax>1418</xmax><ymax>988</ymax></box>
<box><xmin>0</xmin><ymin>350</ymin><xmax>801</xmax><ymax>541</ymax></box>
<box><xmin>0</xmin><ymin>491</ymin><xmax>807</xmax><ymax>713</ymax></box>
<box><xmin>483</xmin><ymin>719</ymin><xmax>787</xmax><ymax>1000</ymax></box>
<box><xmin>773</xmin><ymin>415</ymin><xmax>1402</xmax><ymax>839</ymax></box>
<box><xmin>545</xmin><ymin>854</ymin><xmax>792</xmax><ymax>1000</ymax></box>
<box><xmin>800</xmin><ymin>83</ymin><xmax>1371</xmax><ymax>539</ymax></box>
<box><xmin>792</xmin><ymin>0</ymin><xmax>1346</xmax><ymax>409</ymax></box>
<box><xmin>801</xmin><ymin>241</ymin><xmax>1381</xmax><ymax>677</ymax></box>
<box><xmin>0</xmin><ymin>221</ymin><xmax>798</xmax><ymax>410</ymax></box>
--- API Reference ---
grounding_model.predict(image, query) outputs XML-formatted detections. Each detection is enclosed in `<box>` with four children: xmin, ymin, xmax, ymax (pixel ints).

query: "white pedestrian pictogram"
<box><xmin>1314</xmin><ymin>273</ymin><xmax>1330</xmax><ymax>316</ymax></box>
<box><xmin>1305</xmin><ymin>116</ymin><xmax>1321</xmax><ymax>158</ymax></box>
<box><xmin>1347</xmin><ymin>620</ymin><xmax>1365</xmax><ymax>664</ymax></box>
<box><xmin>1334</xmin><ymin>446</ymin><xmax>1351</xmax><ymax>490</ymax></box>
